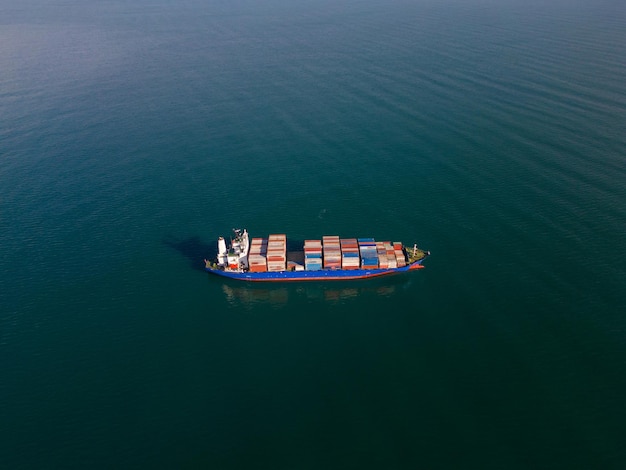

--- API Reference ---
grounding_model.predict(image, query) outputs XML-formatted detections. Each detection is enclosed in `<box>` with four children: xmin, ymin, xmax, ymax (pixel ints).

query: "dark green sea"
<box><xmin>1</xmin><ymin>0</ymin><xmax>625</xmax><ymax>468</ymax></box>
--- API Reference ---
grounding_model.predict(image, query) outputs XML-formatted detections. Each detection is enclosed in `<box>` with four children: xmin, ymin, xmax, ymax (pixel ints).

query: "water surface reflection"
<box><xmin>219</xmin><ymin>279</ymin><xmax>409</xmax><ymax>308</ymax></box>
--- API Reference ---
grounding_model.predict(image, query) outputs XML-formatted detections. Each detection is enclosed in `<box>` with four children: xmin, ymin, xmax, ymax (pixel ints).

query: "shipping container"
<box><xmin>248</xmin><ymin>265</ymin><xmax>267</xmax><ymax>273</ymax></box>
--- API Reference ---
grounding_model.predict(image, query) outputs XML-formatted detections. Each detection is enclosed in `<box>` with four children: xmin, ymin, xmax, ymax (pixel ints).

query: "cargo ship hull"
<box><xmin>205</xmin><ymin>229</ymin><xmax>429</xmax><ymax>283</ymax></box>
<box><xmin>206</xmin><ymin>260</ymin><xmax>425</xmax><ymax>282</ymax></box>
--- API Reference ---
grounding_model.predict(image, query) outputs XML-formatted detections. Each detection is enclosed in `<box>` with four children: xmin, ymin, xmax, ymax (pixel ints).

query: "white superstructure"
<box><xmin>217</xmin><ymin>229</ymin><xmax>250</xmax><ymax>271</ymax></box>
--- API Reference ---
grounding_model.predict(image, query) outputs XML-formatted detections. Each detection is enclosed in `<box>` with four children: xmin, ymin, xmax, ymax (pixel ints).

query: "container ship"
<box><xmin>204</xmin><ymin>229</ymin><xmax>429</xmax><ymax>282</ymax></box>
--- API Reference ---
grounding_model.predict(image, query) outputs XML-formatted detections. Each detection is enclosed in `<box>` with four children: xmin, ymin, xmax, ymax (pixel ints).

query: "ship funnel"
<box><xmin>217</xmin><ymin>237</ymin><xmax>228</xmax><ymax>267</ymax></box>
<box><xmin>218</xmin><ymin>237</ymin><xmax>227</xmax><ymax>255</ymax></box>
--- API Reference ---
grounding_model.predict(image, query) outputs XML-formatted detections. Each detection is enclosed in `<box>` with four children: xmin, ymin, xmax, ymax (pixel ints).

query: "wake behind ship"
<box><xmin>204</xmin><ymin>229</ymin><xmax>429</xmax><ymax>282</ymax></box>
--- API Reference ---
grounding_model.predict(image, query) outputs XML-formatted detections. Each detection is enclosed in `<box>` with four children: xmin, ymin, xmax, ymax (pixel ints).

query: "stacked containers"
<box><xmin>358</xmin><ymin>238</ymin><xmax>379</xmax><ymax>269</ymax></box>
<box><xmin>394</xmin><ymin>242</ymin><xmax>406</xmax><ymax>268</ymax></box>
<box><xmin>384</xmin><ymin>241</ymin><xmax>397</xmax><ymax>269</ymax></box>
<box><xmin>304</xmin><ymin>239</ymin><xmax>322</xmax><ymax>271</ymax></box>
<box><xmin>376</xmin><ymin>241</ymin><xmax>389</xmax><ymax>269</ymax></box>
<box><xmin>267</xmin><ymin>234</ymin><xmax>287</xmax><ymax>271</ymax></box>
<box><xmin>248</xmin><ymin>237</ymin><xmax>268</xmax><ymax>272</ymax></box>
<box><xmin>340</xmin><ymin>238</ymin><xmax>360</xmax><ymax>270</ymax></box>
<box><xmin>323</xmin><ymin>236</ymin><xmax>341</xmax><ymax>269</ymax></box>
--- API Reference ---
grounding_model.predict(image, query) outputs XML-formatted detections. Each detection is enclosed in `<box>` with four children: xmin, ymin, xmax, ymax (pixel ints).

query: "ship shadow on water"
<box><xmin>163</xmin><ymin>235</ymin><xmax>216</xmax><ymax>271</ymax></box>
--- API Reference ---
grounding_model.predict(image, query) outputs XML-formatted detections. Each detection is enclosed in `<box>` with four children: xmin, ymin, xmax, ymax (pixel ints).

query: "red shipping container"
<box><xmin>249</xmin><ymin>265</ymin><xmax>267</xmax><ymax>272</ymax></box>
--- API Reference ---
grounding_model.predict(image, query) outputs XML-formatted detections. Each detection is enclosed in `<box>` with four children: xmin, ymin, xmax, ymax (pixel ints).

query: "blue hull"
<box><xmin>206</xmin><ymin>260</ymin><xmax>425</xmax><ymax>282</ymax></box>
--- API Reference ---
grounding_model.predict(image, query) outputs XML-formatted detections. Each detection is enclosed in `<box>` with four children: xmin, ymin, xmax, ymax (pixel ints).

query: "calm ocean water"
<box><xmin>1</xmin><ymin>0</ymin><xmax>625</xmax><ymax>468</ymax></box>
